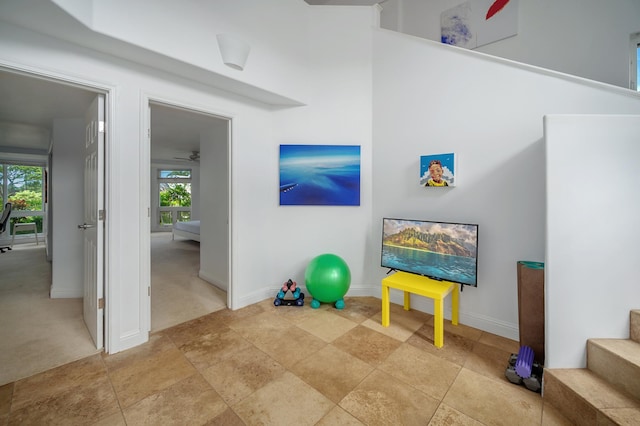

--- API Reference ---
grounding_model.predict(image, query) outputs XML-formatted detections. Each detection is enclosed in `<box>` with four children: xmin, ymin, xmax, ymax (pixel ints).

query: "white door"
<box><xmin>80</xmin><ymin>94</ymin><xmax>105</xmax><ymax>349</ymax></box>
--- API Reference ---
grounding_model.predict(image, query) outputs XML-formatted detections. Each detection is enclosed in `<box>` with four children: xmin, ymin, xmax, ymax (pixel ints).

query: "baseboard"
<box><xmin>235</xmin><ymin>286</ymin><xmax>275</xmax><ymax>309</ymax></box>
<box><xmin>459</xmin><ymin>311</ymin><xmax>519</xmax><ymax>341</ymax></box>
<box><xmin>198</xmin><ymin>270</ymin><xmax>227</xmax><ymax>292</ymax></box>
<box><xmin>49</xmin><ymin>288</ymin><xmax>82</xmax><ymax>298</ymax></box>
<box><xmin>234</xmin><ymin>284</ymin><xmax>379</xmax><ymax>310</ymax></box>
<box><xmin>383</xmin><ymin>287</ymin><xmax>519</xmax><ymax>340</ymax></box>
<box><xmin>232</xmin><ymin>283</ymin><xmax>519</xmax><ymax>340</ymax></box>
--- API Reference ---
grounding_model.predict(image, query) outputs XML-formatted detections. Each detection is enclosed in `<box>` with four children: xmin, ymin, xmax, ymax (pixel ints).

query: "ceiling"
<box><xmin>0</xmin><ymin>2</ymin><xmax>383</xmax><ymax>163</ymax></box>
<box><xmin>305</xmin><ymin>0</ymin><xmax>380</xmax><ymax>4</ymax></box>
<box><xmin>0</xmin><ymin>72</ymin><xmax>95</xmax><ymax>152</ymax></box>
<box><xmin>0</xmin><ymin>70</ymin><xmax>222</xmax><ymax>164</ymax></box>
<box><xmin>150</xmin><ymin>102</ymin><xmax>223</xmax><ymax>164</ymax></box>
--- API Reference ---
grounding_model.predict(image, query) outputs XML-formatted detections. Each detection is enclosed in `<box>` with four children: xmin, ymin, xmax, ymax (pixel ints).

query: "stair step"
<box><xmin>631</xmin><ymin>310</ymin><xmax>640</xmax><ymax>343</ymax></box>
<box><xmin>588</xmin><ymin>339</ymin><xmax>640</xmax><ymax>400</ymax></box>
<box><xmin>543</xmin><ymin>368</ymin><xmax>640</xmax><ymax>425</ymax></box>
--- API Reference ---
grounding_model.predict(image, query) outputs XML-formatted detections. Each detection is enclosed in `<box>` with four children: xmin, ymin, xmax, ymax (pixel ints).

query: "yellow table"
<box><xmin>382</xmin><ymin>271</ymin><xmax>459</xmax><ymax>348</ymax></box>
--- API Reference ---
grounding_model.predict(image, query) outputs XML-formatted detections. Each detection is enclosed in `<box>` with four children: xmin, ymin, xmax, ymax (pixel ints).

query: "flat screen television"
<box><xmin>381</xmin><ymin>218</ymin><xmax>479</xmax><ymax>287</ymax></box>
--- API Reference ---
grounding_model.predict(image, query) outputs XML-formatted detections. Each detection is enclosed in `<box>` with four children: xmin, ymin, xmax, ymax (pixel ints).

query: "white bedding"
<box><xmin>172</xmin><ymin>220</ymin><xmax>200</xmax><ymax>242</ymax></box>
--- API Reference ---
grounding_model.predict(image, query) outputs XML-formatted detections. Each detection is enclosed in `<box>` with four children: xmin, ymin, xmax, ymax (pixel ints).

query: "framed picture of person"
<box><xmin>420</xmin><ymin>153</ymin><xmax>456</xmax><ymax>187</ymax></box>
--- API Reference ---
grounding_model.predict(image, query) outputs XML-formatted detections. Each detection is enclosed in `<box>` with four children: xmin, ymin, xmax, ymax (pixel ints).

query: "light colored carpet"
<box><xmin>0</xmin><ymin>243</ymin><xmax>97</xmax><ymax>386</ymax></box>
<box><xmin>150</xmin><ymin>232</ymin><xmax>227</xmax><ymax>332</ymax></box>
<box><xmin>0</xmin><ymin>232</ymin><xmax>226</xmax><ymax>385</ymax></box>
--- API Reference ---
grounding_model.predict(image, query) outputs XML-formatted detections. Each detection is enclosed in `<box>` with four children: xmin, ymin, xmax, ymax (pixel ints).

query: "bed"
<box><xmin>172</xmin><ymin>220</ymin><xmax>200</xmax><ymax>242</ymax></box>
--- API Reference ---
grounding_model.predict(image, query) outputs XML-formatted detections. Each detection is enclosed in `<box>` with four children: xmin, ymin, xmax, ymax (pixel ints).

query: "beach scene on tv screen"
<box><xmin>382</xmin><ymin>219</ymin><xmax>478</xmax><ymax>286</ymax></box>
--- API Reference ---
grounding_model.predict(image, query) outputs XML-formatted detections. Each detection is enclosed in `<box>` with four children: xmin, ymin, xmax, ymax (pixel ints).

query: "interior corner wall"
<box><xmin>545</xmin><ymin>114</ymin><xmax>640</xmax><ymax>369</ymax></box>
<box><xmin>371</xmin><ymin>29</ymin><xmax>640</xmax><ymax>340</ymax></box>
<box><xmin>199</xmin><ymin>123</ymin><xmax>229</xmax><ymax>292</ymax></box>
<box><xmin>46</xmin><ymin>154</ymin><xmax>52</xmax><ymax>262</ymax></box>
<box><xmin>149</xmin><ymin>165</ymin><xmax>162</xmax><ymax>232</ymax></box>
<box><xmin>50</xmin><ymin>118</ymin><xmax>84</xmax><ymax>298</ymax></box>
<box><xmin>190</xmin><ymin>164</ymin><xmax>200</xmax><ymax>221</ymax></box>
<box><xmin>250</xmin><ymin>5</ymin><xmax>375</xmax><ymax>304</ymax></box>
<box><xmin>382</xmin><ymin>0</ymin><xmax>640</xmax><ymax>90</ymax></box>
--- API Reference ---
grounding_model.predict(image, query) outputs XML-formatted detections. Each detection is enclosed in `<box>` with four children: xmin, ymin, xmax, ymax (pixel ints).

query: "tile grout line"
<box><xmin>100</xmin><ymin>353</ymin><xmax>127</xmax><ymax>424</ymax></box>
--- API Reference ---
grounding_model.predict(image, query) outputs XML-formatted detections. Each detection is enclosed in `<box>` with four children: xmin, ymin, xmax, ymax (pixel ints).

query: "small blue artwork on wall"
<box><xmin>441</xmin><ymin>0</ymin><xmax>519</xmax><ymax>49</ymax></box>
<box><xmin>441</xmin><ymin>2</ymin><xmax>475</xmax><ymax>48</ymax></box>
<box><xmin>420</xmin><ymin>153</ymin><xmax>456</xmax><ymax>187</ymax></box>
<box><xmin>279</xmin><ymin>144</ymin><xmax>361</xmax><ymax>206</ymax></box>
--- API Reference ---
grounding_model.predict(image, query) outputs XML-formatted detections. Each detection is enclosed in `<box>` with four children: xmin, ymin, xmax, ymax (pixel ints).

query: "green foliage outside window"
<box><xmin>157</xmin><ymin>169</ymin><xmax>191</xmax><ymax>226</ymax></box>
<box><xmin>7</xmin><ymin>165</ymin><xmax>42</xmax><ymax>194</ymax></box>
<box><xmin>9</xmin><ymin>190</ymin><xmax>42</xmax><ymax>211</ymax></box>
<box><xmin>159</xmin><ymin>183</ymin><xmax>192</xmax><ymax>207</ymax></box>
<box><xmin>159</xmin><ymin>211</ymin><xmax>173</xmax><ymax>225</ymax></box>
<box><xmin>2</xmin><ymin>165</ymin><xmax>44</xmax><ymax>233</ymax></box>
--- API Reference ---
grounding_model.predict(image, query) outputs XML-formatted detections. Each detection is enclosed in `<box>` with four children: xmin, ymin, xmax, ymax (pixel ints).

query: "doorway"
<box><xmin>147</xmin><ymin>101</ymin><xmax>231</xmax><ymax>332</ymax></box>
<box><xmin>0</xmin><ymin>68</ymin><xmax>107</xmax><ymax>385</ymax></box>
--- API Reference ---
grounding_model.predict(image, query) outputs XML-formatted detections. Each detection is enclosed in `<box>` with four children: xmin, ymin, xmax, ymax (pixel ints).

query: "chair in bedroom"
<box><xmin>0</xmin><ymin>202</ymin><xmax>12</xmax><ymax>253</ymax></box>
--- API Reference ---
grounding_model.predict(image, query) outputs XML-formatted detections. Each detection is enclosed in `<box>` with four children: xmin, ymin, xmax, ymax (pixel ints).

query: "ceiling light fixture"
<box><xmin>216</xmin><ymin>34</ymin><xmax>251</xmax><ymax>71</ymax></box>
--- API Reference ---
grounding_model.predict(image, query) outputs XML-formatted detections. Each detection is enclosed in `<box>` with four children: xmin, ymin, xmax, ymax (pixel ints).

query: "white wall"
<box><xmin>190</xmin><ymin>164</ymin><xmax>200</xmax><ymax>221</ymax></box>
<box><xmin>372</xmin><ymin>29</ymin><xmax>640</xmax><ymax>341</ymax></box>
<box><xmin>50</xmin><ymin>118</ymin><xmax>84</xmax><ymax>298</ymax></box>
<box><xmin>199</xmin><ymin>121</ymin><xmax>229</xmax><ymax>291</ymax></box>
<box><xmin>257</xmin><ymin>5</ymin><xmax>376</xmax><ymax>302</ymax></box>
<box><xmin>545</xmin><ymin>115</ymin><xmax>640</xmax><ymax>368</ymax></box>
<box><xmin>380</xmin><ymin>0</ymin><xmax>640</xmax><ymax>89</ymax></box>
<box><xmin>3</xmin><ymin>1</ymin><xmax>639</xmax><ymax>360</ymax></box>
<box><xmin>84</xmin><ymin>0</ymin><xmax>313</xmax><ymax>104</ymax></box>
<box><xmin>0</xmin><ymin>3</ymin><xmax>375</xmax><ymax>353</ymax></box>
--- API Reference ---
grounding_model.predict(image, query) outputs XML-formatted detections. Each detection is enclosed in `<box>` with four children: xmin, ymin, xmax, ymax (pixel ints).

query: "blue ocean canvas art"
<box><xmin>279</xmin><ymin>144</ymin><xmax>361</xmax><ymax>206</ymax></box>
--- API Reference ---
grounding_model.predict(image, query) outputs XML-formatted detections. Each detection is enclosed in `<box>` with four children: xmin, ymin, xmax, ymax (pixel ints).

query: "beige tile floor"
<box><xmin>0</xmin><ymin>233</ymin><xmax>226</xmax><ymax>386</ymax></box>
<box><xmin>0</xmin><ymin>297</ymin><xmax>572</xmax><ymax>425</ymax></box>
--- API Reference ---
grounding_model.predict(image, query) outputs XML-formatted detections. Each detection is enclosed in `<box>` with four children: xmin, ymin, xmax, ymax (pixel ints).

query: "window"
<box><xmin>630</xmin><ymin>32</ymin><xmax>640</xmax><ymax>91</ymax></box>
<box><xmin>0</xmin><ymin>164</ymin><xmax>45</xmax><ymax>236</ymax></box>
<box><xmin>157</xmin><ymin>169</ymin><xmax>192</xmax><ymax>226</ymax></box>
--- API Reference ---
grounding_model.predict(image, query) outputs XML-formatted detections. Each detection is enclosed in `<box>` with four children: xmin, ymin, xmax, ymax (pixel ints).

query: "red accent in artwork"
<box><xmin>486</xmin><ymin>0</ymin><xmax>510</xmax><ymax>20</ymax></box>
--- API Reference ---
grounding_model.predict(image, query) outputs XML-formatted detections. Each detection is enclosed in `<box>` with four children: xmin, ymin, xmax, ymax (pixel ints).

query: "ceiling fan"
<box><xmin>173</xmin><ymin>150</ymin><xmax>200</xmax><ymax>162</ymax></box>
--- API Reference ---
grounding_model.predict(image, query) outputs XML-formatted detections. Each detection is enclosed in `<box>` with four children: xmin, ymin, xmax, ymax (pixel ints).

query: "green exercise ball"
<box><xmin>305</xmin><ymin>253</ymin><xmax>351</xmax><ymax>309</ymax></box>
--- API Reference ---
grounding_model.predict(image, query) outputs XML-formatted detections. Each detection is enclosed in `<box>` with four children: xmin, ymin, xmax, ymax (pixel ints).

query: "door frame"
<box><xmin>0</xmin><ymin>60</ymin><xmax>115</xmax><ymax>353</ymax></box>
<box><xmin>140</xmin><ymin>93</ymin><xmax>234</xmax><ymax>330</ymax></box>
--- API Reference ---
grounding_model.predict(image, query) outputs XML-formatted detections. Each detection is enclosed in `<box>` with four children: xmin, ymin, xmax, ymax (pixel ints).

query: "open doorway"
<box><xmin>147</xmin><ymin>101</ymin><xmax>230</xmax><ymax>332</ymax></box>
<box><xmin>0</xmin><ymin>69</ymin><xmax>105</xmax><ymax>385</ymax></box>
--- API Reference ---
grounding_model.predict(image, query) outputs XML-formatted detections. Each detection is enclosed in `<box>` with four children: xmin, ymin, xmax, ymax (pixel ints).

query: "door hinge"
<box><xmin>99</xmin><ymin>209</ymin><xmax>105</xmax><ymax>221</ymax></box>
<box><xmin>98</xmin><ymin>298</ymin><xmax>105</xmax><ymax>309</ymax></box>
<box><xmin>148</xmin><ymin>287</ymin><xmax>151</xmax><ymax>296</ymax></box>
<box><xmin>99</xmin><ymin>121</ymin><xmax>105</xmax><ymax>133</ymax></box>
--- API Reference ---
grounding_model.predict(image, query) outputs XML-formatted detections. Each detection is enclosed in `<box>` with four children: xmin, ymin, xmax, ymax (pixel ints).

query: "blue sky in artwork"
<box><xmin>421</xmin><ymin>153</ymin><xmax>454</xmax><ymax>174</ymax></box>
<box><xmin>280</xmin><ymin>144</ymin><xmax>360</xmax><ymax>165</ymax></box>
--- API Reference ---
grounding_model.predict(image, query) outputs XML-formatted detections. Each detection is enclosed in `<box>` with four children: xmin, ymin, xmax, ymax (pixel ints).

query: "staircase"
<box><xmin>542</xmin><ymin>310</ymin><xmax>640</xmax><ymax>425</ymax></box>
